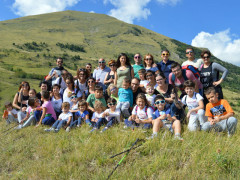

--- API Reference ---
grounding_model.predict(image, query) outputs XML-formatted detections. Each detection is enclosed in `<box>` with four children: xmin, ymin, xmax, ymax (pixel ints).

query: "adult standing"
<box><xmin>104</xmin><ymin>60</ymin><xmax>117</xmax><ymax>88</ymax></box>
<box><xmin>75</xmin><ymin>68</ymin><xmax>89</xmax><ymax>99</ymax></box>
<box><xmin>114</xmin><ymin>53</ymin><xmax>134</xmax><ymax>88</ymax></box>
<box><xmin>182</xmin><ymin>47</ymin><xmax>203</xmax><ymax>69</ymax></box>
<box><xmin>85</xmin><ymin>63</ymin><xmax>92</xmax><ymax>77</ymax></box>
<box><xmin>144</xmin><ymin>53</ymin><xmax>159</xmax><ymax>74</ymax></box>
<box><xmin>45</xmin><ymin>58</ymin><xmax>65</xmax><ymax>88</ymax></box>
<box><xmin>200</xmin><ymin>50</ymin><xmax>228</xmax><ymax>105</ymax></box>
<box><xmin>12</xmin><ymin>81</ymin><xmax>30</xmax><ymax>123</ymax></box>
<box><xmin>157</xmin><ymin>49</ymin><xmax>175</xmax><ymax>82</ymax></box>
<box><xmin>93</xmin><ymin>58</ymin><xmax>110</xmax><ymax>90</ymax></box>
<box><xmin>132</xmin><ymin>53</ymin><xmax>144</xmax><ymax>79</ymax></box>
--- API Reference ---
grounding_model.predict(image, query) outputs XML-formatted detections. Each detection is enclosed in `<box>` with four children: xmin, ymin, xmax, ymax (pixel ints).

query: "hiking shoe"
<box><xmin>44</xmin><ymin>127</ymin><xmax>54</xmax><ymax>132</ymax></box>
<box><xmin>101</xmin><ymin>127</ymin><xmax>108</xmax><ymax>133</ymax></box>
<box><xmin>66</xmin><ymin>127</ymin><xmax>70</xmax><ymax>132</ymax></box>
<box><xmin>54</xmin><ymin>129</ymin><xmax>60</xmax><ymax>133</ymax></box>
<box><xmin>90</xmin><ymin>128</ymin><xmax>97</xmax><ymax>133</ymax></box>
<box><xmin>146</xmin><ymin>133</ymin><xmax>157</xmax><ymax>140</ymax></box>
<box><xmin>14</xmin><ymin>125</ymin><xmax>22</xmax><ymax>130</ymax></box>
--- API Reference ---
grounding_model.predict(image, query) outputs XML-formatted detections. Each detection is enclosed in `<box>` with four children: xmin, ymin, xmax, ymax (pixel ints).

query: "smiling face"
<box><xmin>146</xmin><ymin>73</ymin><xmax>155</xmax><ymax>83</ymax></box>
<box><xmin>131</xmin><ymin>79</ymin><xmax>140</xmax><ymax>92</ymax></box>
<box><xmin>156</xmin><ymin>75</ymin><xmax>166</xmax><ymax>87</ymax></box>
<box><xmin>52</xmin><ymin>86</ymin><xmax>60</xmax><ymax>94</ymax></box>
<box><xmin>171</xmin><ymin>66</ymin><xmax>182</xmax><ymax>78</ymax></box>
<box><xmin>161</xmin><ymin>51</ymin><xmax>169</xmax><ymax>62</ymax></box>
<box><xmin>154</xmin><ymin>99</ymin><xmax>166</xmax><ymax>111</ymax></box>
<box><xmin>29</xmin><ymin>90</ymin><xmax>36</xmax><ymax>98</ymax></box>
<box><xmin>134</xmin><ymin>54</ymin><xmax>142</xmax><ymax>64</ymax></box>
<box><xmin>119</xmin><ymin>55</ymin><xmax>127</xmax><ymax>66</ymax></box>
<box><xmin>184</xmin><ymin>87</ymin><xmax>194</xmax><ymax>97</ymax></box>
<box><xmin>41</xmin><ymin>83</ymin><xmax>48</xmax><ymax>91</ymax></box>
<box><xmin>56</xmin><ymin>58</ymin><xmax>63</xmax><ymax>68</ymax></box>
<box><xmin>122</xmin><ymin>81</ymin><xmax>130</xmax><ymax>89</ymax></box>
<box><xmin>79</xmin><ymin>105</ymin><xmax>87</xmax><ymax>112</ymax></box>
<box><xmin>136</xmin><ymin>98</ymin><xmax>145</xmax><ymax>109</ymax></box>
<box><xmin>202</xmin><ymin>53</ymin><xmax>211</xmax><ymax>64</ymax></box>
<box><xmin>144</xmin><ymin>55</ymin><xmax>153</xmax><ymax>67</ymax></box>
<box><xmin>146</xmin><ymin>86</ymin><xmax>154</xmax><ymax>95</ymax></box>
<box><xmin>94</xmin><ymin>90</ymin><xmax>103</xmax><ymax>99</ymax></box>
<box><xmin>98</xmin><ymin>58</ymin><xmax>106</xmax><ymax>69</ymax></box>
<box><xmin>186</xmin><ymin>48</ymin><xmax>195</xmax><ymax>61</ymax></box>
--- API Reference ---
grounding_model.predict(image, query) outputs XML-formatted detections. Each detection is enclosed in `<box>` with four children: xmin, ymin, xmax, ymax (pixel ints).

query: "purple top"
<box><xmin>42</xmin><ymin>100</ymin><xmax>57</xmax><ymax>120</ymax></box>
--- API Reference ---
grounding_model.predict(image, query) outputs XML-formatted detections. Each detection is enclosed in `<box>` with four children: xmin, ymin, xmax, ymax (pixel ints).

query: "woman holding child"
<box><xmin>114</xmin><ymin>53</ymin><xmax>134</xmax><ymax>88</ymax></box>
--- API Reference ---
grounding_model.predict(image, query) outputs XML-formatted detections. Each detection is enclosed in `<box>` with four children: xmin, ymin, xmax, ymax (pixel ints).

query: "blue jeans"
<box><xmin>34</xmin><ymin>110</ymin><xmax>42</xmax><ymax>122</ymax></box>
<box><xmin>202</xmin><ymin>117</ymin><xmax>237</xmax><ymax>135</ymax></box>
<box><xmin>42</xmin><ymin>116</ymin><xmax>55</xmax><ymax>125</ymax></box>
<box><xmin>52</xmin><ymin>120</ymin><xmax>67</xmax><ymax>130</ymax></box>
<box><xmin>70</xmin><ymin>118</ymin><xmax>91</xmax><ymax>127</ymax></box>
<box><xmin>124</xmin><ymin>119</ymin><xmax>152</xmax><ymax>129</ymax></box>
<box><xmin>95</xmin><ymin>118</ymin><xmax>107</xmax><ymax>129</ymax></box>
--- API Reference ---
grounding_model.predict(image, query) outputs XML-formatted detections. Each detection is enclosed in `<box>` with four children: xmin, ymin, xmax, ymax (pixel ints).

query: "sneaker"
<box><xmin>54</xmin><ymin>129</ymin><xmax>59</xmax><ymax>133</ymax></box>
<box><xmin>101</xmin><ymin>127</ymin><xmax>108</xmax><ymax>133</ymax></box>
<box><xmin>174</xmin><ymin>135</ymin><xmax>184</xmax><ymax>141</ymax></box>
<box><xmin>44</xmin><ymin>127</ymin><xmax>54</xmax><ymax>132</ymax></box>
<box><xmin>14</xmin><ymin>125</ymin><xmax>22</xmax><ymax>130</ymax></box>
<box><xmin>90</xmin><ymin>128</ymin><xmax>97</xmax><ymax>133</ymax></box>
<box><xmin>146</xmin><ymin>133</ymin><xmax>157</xmax><ymax>140</ymax></box>
<box><xmin>123</xmin><ymin>125</ymin><xmax>128</xmax><ymax>129</ymax></box>
<box><xmin>66</xmin><ymin>127</ymin><xmax>70</xmax><ymax>132</ymax></box>
<box><xmin>88</xmin><ymin>123</ymin><xmax>93</xmax><ymax>127</ymax></box>
<box><xmin>77</xmin><ymin>125</ymin><xmax>80</xmax><ymax>128</ymax></box>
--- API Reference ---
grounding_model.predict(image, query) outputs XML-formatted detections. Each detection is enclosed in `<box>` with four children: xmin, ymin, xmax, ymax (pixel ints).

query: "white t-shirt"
<box><xmin>182</xmin><ymin>92</ymin><xmax>203</xmax><ymax>115</ymax></box>
<box><xmin>132</xmin><ymin>105</ymin><xmax>153</xmax><ymax>121</ymax></box>
<box><xmin>92</xmin><ymin>112</ymin><xmax>104</xmax><ymax>120</ymax></box>
<box><xmin>51</xmin><ymin>96</ymin><xmax>62</xmax><ymax>113</ymax></box>
<box><xmin>54</xmin><ymin>77</ymin><xmax>67</xmax><ymax>94</ymax></box>
<box><xmin>59</xmin><ymin>112</ymin><xmax>73</xmax><ymax>121</ymax></box>
<box><xmin>182</xmin><ymin>58</ymin><xmax>204</xmax><ymax>70</ymax></box>
<box><xmin>63</xmin><ymin>89</ymin><xmax>82</xmax><ymax>108</ymax></box>
<box><xmin>104</xmin><ymin>108</ymin><xmax>121</xmax><ymax>122</ymax></box>
<box><xmin>140</xmin><ymin>80</ymin><xmax>149</xmax><ymax>87</ymax></box>
<box><xmin>74</xmin><ymin>79</ymin><xmax>88</xmax><ymax>94</ymax></box>
<box><xmin>9</xmin><ymin>109</ymin><xmax>18</xmax><ymax>115</ymax></box>
<box><xmin>145</xmin><ymin>94</ymin><xmax>156</xmax><ymax>106</ymax></box>
<box><xmin>71</xmin><ymin>102</ymin><xmax>79</xmax><ymax>111</ymax></box>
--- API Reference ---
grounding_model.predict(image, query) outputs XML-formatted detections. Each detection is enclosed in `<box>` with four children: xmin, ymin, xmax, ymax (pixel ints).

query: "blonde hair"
<box><xmin>107</xmin><ymin>83</ymin><xmax>118</xmax><ymax>96</ymax></box>
<box><xmin>62</xmin><ymin>102</ymin><xmax>70</xmax><ymax>109</ymax></box>
<box><xmin>94</xmin><ymin>100</ymin><xmax>105</xmax><ymax>110</ymax></box>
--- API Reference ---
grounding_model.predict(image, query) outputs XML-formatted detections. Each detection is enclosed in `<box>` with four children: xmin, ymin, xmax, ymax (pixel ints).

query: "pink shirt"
<box><xmin>169</xmin><ymin>70</ymin><xmax>202</xmax><ymax>92</ymax></box>
<box><xmin>42</xmin><ymin>100</ymin><xmax>57</xmax><ymax>120</ymax></box>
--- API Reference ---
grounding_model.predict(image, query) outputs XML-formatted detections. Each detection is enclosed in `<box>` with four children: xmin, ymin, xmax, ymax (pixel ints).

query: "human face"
<box><xmin>146</xmin><ymin>87</ymin><xmax>154</xmax><ymax>95</ymax></box>
<box><xmin>56</xmin><ymin>58</ymin><xmax>63</xmax><ymax>67</ymax></box>
<box><xmin>146</xmin><ymin>73</ymin><xmax>155</xmax><ymax>83</ymax></box>
<box><xmin>134</xmin><ymin>54</ymin><xmax>142</xmax><ymax>65</ymax></box>
<box><xmin>62</xmin><ymin>106</ymin><xmax>70</xmax><ymax>113</ymax></box>
<box><xmin>144</xmin><ymin>55</ymin><xmax>153</xmax><ymax>66</ymax></box>
<box><xmin>52</xmin><ymin>86</ymin><xmax>60</xmax><ymax>94</ymax></box>
<box><xmin>70</xmin><ymin>95</ymin><xmax>78</xmax><ymax>103</ymax></box>
<box><xmin>154</xmin><ymin>99</ymin><xmax>166</xmax><ymax>111</ymax></box>
<box><xmin>131</xmin><ymin>79</ymin><xmax>140</xmax><ymax>91</ymax></box>
<box><xmin>95</xmin><ymin>107</ymin><xmax>103</xmax><ymax>114</ymax></box>
<box><xmin>41</xmin><ymin>84</ymin><xmax>47</xmax><ymax>91</ymax></box>
<box><xmin>21</xmin><ymin>83</ymin><xmax>29</xmax><ymax>91</ymax></box>
<box><xmin>78</xmin><ymin>71</ymin><xmax>86</xmax><ymax>79</ymax></box>
<box><xmin>171</xmin><ymin>66</ymin><xmax>182</xmax><ymax>78</ymax></box>
<box><xmin>186</xmin><ymin>49</ymin><xmax>195</xmax><ymax>60</ymax></box>
<box><xmin>109</xmin><ymin>63</ymin><xmax>117</xmax><ymax>70</ymax></box>
<box><xmin>86</xmin><ymin>65</ymin><xmax>92</xmax><ymax>72</ymax></box>
<box><xmin>88</xmin><ymin>79</ymin><xmax>95</xmax><ymax>87</ymax></box>
<box><xmin>34</xmin><ymin>99</ymin><xmax>41</xmax><ymax>107</ymax></box>
<box><xmin>108</xmin><ymin>102</ymin><xmax>117</xmax><ymax>110</ymax></box>
<box><xmin>29</xmin><ymin>90</ymin><xmax>36</xmax><ymax>98</ymax></box>
<box><xmin>79</xmin><ymin>105</ymin><xmax>86</xmax><ymax>112</ymax></box>
<box><xmin>94</xmin><ymin>90</ymin><xmax>103</xmax><ymax>99</ymax></box>
<box><xmin>206</xmin><ymin>92</ymin><xmax>219</xmax><ymax>104</ymax></box>
<box><xmin>122</xmin><ymin>81</ymin><xmax>130</xmax><ymax>89</ymax></box>
<box><xmin>184</xmin><ymin>87</ymin><xmax>194</xmax><ymax>97</ymax></box>
<box><xmin>110</xmin><ymin>87</ymin><xmax>118</xmax><ymax>96</ymax></box>
<box><xmin>66</xmin><ymin>80</ymin><xmax>72</xmax><ymax>87</ymax></box>
<box><xmin>138</xmin><ymin>73</ymin><xmax>145</xmax><ymax>80</ymax></box>
<box><xmin>202</xmin><ymin>53</ymin><xmax>211</xmax><ymax>64</ymax></box>
<box><xmin>120</xmin><ymin>56</ymin><xmax>126</xmax><ymax>65</ymax></box>
<box><xmin>98</xmin><ymin>59</ymin><xmax>106</xmax><ymax>69</ymax></box>
<box><xmin>6</xmin><ymin>106</ymin><xmax>13</xmax><ymax>111</ymax></box>
<box><xmin>156</xmin><ymin>76</ymin><xmax>166</xmax><ymax>86</ymax></box>
<box><xmin>136</xmin><ymin>98</ymin><xmax>145</xmax><ymax>109</ymax></box>
<box><xmin>161</xmin><ymin>51</ymin><xmax>169</xmax><ymax>62</ymax></box>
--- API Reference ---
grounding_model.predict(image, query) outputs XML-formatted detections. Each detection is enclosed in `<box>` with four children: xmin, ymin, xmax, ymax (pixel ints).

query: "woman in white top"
<box><xmin>51</xmin><ymin>84</ymin><xmax>63</xmax><ymax>118</ymax></box>
<box><xmin>75</xmin><ymin>68</ymin><xmax>89</xmax><ymax>99</ymax></box>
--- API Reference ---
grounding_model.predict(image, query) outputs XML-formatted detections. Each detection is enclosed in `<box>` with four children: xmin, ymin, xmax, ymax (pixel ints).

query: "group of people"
<box><xmin>2</xmin><ymin>47</ymin><xmax>238</xmax><ymax>140</ymax></box>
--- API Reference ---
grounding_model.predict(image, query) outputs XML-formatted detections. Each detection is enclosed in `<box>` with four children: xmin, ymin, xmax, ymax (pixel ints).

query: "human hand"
<box><xmin>135</xmin><ymin>118</ymin><xmax>141</xmax><ymax>124</ymax></box>
<box><xmin>35</xmin><ymin>123</ymin><xmax>41</xmax><ymax>128</ymax></box>
<box><xmin>210</xmin><ymin>119</ymin><xmax>215</xmax><ymax>125</ymax></box>
<box><xmin>22</xmin><ymin>107</ymin><xmax>27</xmax><ymax>112</ymax></box>
<box><xmin>187</xmin><ymin>111</ymin><xmax>191</xmax><ymax>119</ymax></box>
<box><xmin>214</xmin><ymin>116</ymin><xmax>221</xmax><ymax>123</ymax></box>
<box><xmin>213</xmin><ymin>80</ymin><xmax>221</xmax><ymax>86</ymax></box>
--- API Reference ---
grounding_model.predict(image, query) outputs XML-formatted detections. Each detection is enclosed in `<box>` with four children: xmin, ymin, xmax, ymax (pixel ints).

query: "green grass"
<box><xmin>0</xmin><ymin>121</ymin><xmax>240</xmax><ymax>179</ymax></box>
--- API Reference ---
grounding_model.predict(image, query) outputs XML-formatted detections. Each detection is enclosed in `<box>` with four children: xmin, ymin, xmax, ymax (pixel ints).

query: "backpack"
<box><xmin>135</xmin><ymin>105</ymin><xmax>154</xmax><ymax>116</ymax></box>
<box><xmin>171</xmin><ymin>65</ymin><xmax>200</xmax><ymax>82</ymax></box>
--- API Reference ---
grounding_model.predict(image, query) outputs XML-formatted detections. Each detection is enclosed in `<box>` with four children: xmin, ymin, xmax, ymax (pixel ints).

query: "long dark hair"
<box><xmin>116</xmin><ymin>53</ymin><xmax>131</xmax><ymax>68</ymax></box>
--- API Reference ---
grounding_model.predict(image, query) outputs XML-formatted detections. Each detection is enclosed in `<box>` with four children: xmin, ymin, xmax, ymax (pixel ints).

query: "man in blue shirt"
<box><xmin>93</xmin><ymin>58</ymin><xmax>111</xmax><ymax>90</ymax></box>
<box><xmin>157</xmin><ymin>50</ymin><xmax>175</xmax><ymax>81</ymax></box>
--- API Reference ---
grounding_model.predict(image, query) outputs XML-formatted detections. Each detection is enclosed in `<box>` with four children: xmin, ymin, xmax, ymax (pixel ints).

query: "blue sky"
<box><xmin>0</xmin><ymin>0</ymin><xmax>239</xmax><ymax>66</ymax></box>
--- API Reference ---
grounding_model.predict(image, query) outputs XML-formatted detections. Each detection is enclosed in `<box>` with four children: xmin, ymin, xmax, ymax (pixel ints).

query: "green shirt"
<box><xmin>132</xmin><ymin>64</ymin><xmax>144</xmax><ymax>79</ymax></box>
<box><xmin>86</xmin><ymin>94</ymin><xmax>107</xmax><ymax>108</ymax></box>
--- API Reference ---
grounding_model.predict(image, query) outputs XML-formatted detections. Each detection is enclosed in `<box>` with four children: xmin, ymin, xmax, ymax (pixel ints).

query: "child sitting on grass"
<box><xmin>2</xmin><ymin>102</ymin><xmax>18</xmax><ymax>125</ymax></box>
<box><xmin>202</xmin><ymin>87</ymin><xmax>237</xmax><ymax>137</ymax></box>
<box><xmin>117</xmin><ymin>77</ymin><xmax>133</xmax><ymax>119</ymax></box>
<box><xmin>101</xmin><ymin>98</ymin><xmax>121</xmax><ymax>132</ymax></box>
<box><xmin>149</xmin><ymin>95</ymin><xmax>183</xmax><ymax>140</ymax></box>
<box><xmin>182</xmin><ymin>80</ymin><xmax>206</xmax><ymax>131</ymax></box>
<box><xmin>90</xmin><ymin>100</ymin><xmax>106</xmax><ymax>132</ymax></box>
<box><xmin>45</xmin><ymin>102</ymin><xmax>72</xmax><ymax>132</ymax></box>
<box><xmin>124</xmin><ymin>93</ymin><xmax>153</xmax><ymax>129</ymax></box>
<box><xmin>87</xmin><ymin>85</ymin><xmax>107</xmax><ymax>112</ymax></box>
<box><xmin>66</xmin><ymin>100</ymin><xmax>91</xmax><ymax>132</ymax></box>
<box><xmin>36</xmin><ymin>91</ymin><xmax>57</xmax><ymax>127</ymax></box>
<box><xmin>16</xmin><ymin>97</ymin><xmax>41</xmax><ymax>129</ymax></box>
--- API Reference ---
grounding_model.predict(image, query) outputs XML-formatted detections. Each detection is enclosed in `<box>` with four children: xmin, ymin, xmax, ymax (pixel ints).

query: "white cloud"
<box><xmin>156</xmin><ymin>0</ymin><xmax>181</xmax><ymax>6</ymax></box>
<box><xmin>12</xmin><ymin>0</ymin><xmax>81</xmax><ymax>16</ymax></box>
<box><xmin>104</xmin><ymin>0</ymin><xmax>151</xmax><ymax>24</ymax></box>
<box><xmin>89</xmin><ymin>11</ymin><xmax>95</xmax><ymax>13</ymax></box>
<box><xmin>192</xmin><ymin>29</ymin><xmax>240</xmax><ymax>66</ymax></box>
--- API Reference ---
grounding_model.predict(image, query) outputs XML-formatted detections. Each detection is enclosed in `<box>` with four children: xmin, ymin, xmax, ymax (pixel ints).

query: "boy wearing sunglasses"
<box><xmin>149</xmin><ymin>95</ymin><xmax>183</xmax><ymax>140</ymax></box>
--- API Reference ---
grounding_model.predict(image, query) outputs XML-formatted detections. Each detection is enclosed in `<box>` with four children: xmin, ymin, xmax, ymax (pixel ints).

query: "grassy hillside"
<box><xmin>0</xmin><ymin>10</ymin><xmax>240</xmax><ymax>179</ymax></box>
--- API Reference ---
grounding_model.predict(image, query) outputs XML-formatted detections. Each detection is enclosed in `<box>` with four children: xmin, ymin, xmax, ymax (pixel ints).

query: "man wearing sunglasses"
<box><xmin>93</xmin><ymin>58</ymin><xmax>110</xmax><ymax>90</ymax></box>
<box><xmin>157</xmin><ymin>50</ymin><xmax>175</xmax><ymax>82</ymax></box>
<box><xmin>182</xmin><ymin>48</ymin><xmax>203</xmax><ymax>69</ymax></box>
<box><xmin>132</xmin><ymin>53</ymin><xmax>144</xmax><ymax>79</ymax></box>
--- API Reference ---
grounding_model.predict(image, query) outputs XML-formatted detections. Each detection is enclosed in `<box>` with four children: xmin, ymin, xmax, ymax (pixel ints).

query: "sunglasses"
<box><xmin>145</xmin><ymin>58</ymin><xmax>152</xmax><ymax>61</ymax></box>
<box><xmin>88</xmin><ymin>80</ymin><xmax>95</xmax><ymax>83</ymax></box>
<box><xmin>203</xmin><ymin>56</ymin><xmax>210</xmax><ymax>59</ymax></box>
<box><xmin>79</xmin><ymin>73</ymin><xmax>85</xmax><ymax>76</ymax></box>
<box><xmin>70</xmin><ymin>95</ymin><xmax>77</xmax><ymax>99</ymax></box>
<box><xmin>162</xmin><ymin>53</ymin><xmax>169</xmax><ymax>56</ymax></box>
<box><xmin>156</xmin><ymin>78</ymin><xmax>164</xmax><ymax>82</ymax></box>
<box><xmin>110</xmin><ymin>87</ymin><xmax>117</xmax><ymax>92</ymax></box>
<box><xmin>22</xmin><ymin>84</ymin><xmax>28</xmax><ymax>87</ymax></box>
<box><xmin>146</xmin><ymin>74</ymin><xmax>153</xmax><ymax>78</ymax></box>
<box><xmin>155</xmin><ymin>100</ymin><xmax>165</xmax><ymax>105</ymax></box>
<box><xmin>186</xmin><ymin>51</ymin><xmax>193</xmax><ymax>54</ymax></box>
<box><xmin>79</xmin><ymin>68</ymin><xmax>86</xmax><ymax>71</ymax></box>
<box><xmin>108</xmin><ymin>102</ymin><xmax>116</xmax><ymax>106</ymax></box>
<box><xmin>98</xmin><ymin>61</ymin><xmax>105</xmax><ymax>64</ymax></box>
<box><xmin>66</xmin><ymin>82</ymin><xmax>72</xmax><ymax>85</ymax></box>
<box><xmin>110</xmin><ymin>64</ymin><xmax>116</xmax><ymax>67</ymax></box>
<box><xmin>134</xmin><ymin>56</ymin><xmax>141</xmax><ymax>59</ymax></box>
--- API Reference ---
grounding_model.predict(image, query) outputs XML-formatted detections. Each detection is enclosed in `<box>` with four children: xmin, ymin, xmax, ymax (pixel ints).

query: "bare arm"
<box><xmin>114</xmin><ymin>71</ymin><xmax>118</xmax><ymax>85</ymax></box>
<box><xmin>12</xmin><ymin>93</ymin><xmax>21</xmax><ymax>110</ymax></box>
<box><xmin>36</xmin><ymin>107</ymin><xmax>46</xmax><ymax>126</ymax></box>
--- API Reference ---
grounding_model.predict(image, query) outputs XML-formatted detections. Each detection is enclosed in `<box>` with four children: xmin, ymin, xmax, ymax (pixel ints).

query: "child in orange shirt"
<box><xmin>202</xmin><ymin>87</ymin><xmax>237</xmax><ymax>136</ymax></box>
